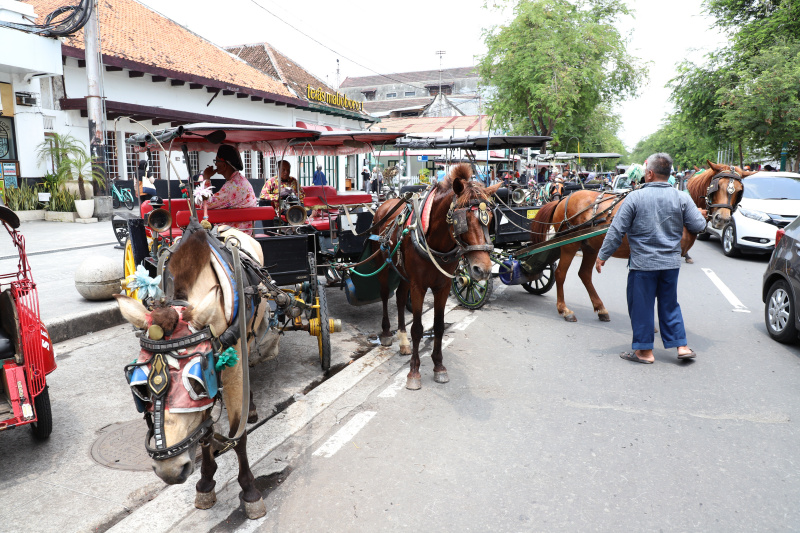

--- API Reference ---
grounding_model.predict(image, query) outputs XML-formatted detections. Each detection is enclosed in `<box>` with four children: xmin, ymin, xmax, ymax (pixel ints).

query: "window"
<box><xmin>188</xmin><ymin>151</ymin><xmax>199</xmax><ymax>176</ymax></box>
<box><xmin>243</xmin><ymin>151</ymin><xmax>252</xmax><ymax>178</ymax></box>
<box><xmin>124</xmin><ymin>133</ymin><xmax>140</xmax><ymax>178</ymax></box>
<box><xmin>404</xmin><ymin>91</ymin><xmax>415</xmax><ymax>97</ymax></box>
<box><xmin>362</xmin><ymin>90</ymin><xmax>376</xmax><ymax>101</ymax></box>
<box><xmin>428</xmin><ymin>85</ymin><xmax>452</xmax><ymax>96</ymax></box>
<box><xmin>256</xmin><ymin>152</ymin><xmax>264</xmax><ymax>179</ymax></box>
<box><xmin>299</xmin><ymin>156</ymin><xmax>314</xmax><ymax>186</ymax></box>
<box><xmin>148</xmin><ymin>151</ymin><xmax>161</xmax><ymax>180</ymax></box>
<box><xmin>386</xmin><ymin>92</ymin><xmax>397</xmax><ymax>98</ymax></box>
<box><xmin>104</xmin><ymin>131</ymin><xmax>119</xmax><ymax>179</ymax></box>
<box><xmin>268</xmin><ymin>155</ymin><xmax>278</xmax><ymax>177</ymax></box>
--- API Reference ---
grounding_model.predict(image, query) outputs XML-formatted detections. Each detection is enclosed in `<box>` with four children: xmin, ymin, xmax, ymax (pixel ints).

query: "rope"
<box><xmin>347</xmin><ymin>228</ymin><xmax>410</xmax><ymax>278</ymax></box>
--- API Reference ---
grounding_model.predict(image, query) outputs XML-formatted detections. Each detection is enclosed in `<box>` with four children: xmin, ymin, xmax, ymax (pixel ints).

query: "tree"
<box><xmin>704</xmin><ymin>0</ymin><xmax>800</xmax><ymax>59</ymax></box>
<box><xmin>629</xmin><ymin>115</ymin><xmax>718</xmax><ymax>170</ymax></box>
<box><xmin>37</xmin><ymin>134</ymin><xmax>104</xmax><ymax>201</ymax></box>
<box><xmin>478</xmin><ymin>0</ymin><xmax>643</xmax><ymax>150</ymax></box>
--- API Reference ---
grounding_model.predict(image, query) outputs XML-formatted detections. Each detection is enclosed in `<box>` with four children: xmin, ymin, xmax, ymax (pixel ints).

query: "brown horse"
<box><xmin>115</xmin><ymin>227</ymin><xmax>272</xmax><ymax>519</ymax></box>
<box><xmin>529</xmin><ymin>162</ymin><xmax>752</xmax><ymax>322</ymax></box>
<box><xmin>374</xmin><ymin>163</ymin><xmax>501</xmax><ymax>389</ymax></box>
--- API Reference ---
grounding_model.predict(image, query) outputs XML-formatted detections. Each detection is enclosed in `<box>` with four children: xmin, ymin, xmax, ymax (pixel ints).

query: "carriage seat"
<box><xmin>174</xmin><ymin>207</ymin><xmax>276</xmax><ymax>227</ymax></box>
<box><xmin>302</xmin><ymin>186</ymin><xmax>372</xmax><ymax>208</ymax></box>
<box><xmin>0</xmin><ymin>290</ymin><xmax>19</xmax><ymax>361</ymax></box>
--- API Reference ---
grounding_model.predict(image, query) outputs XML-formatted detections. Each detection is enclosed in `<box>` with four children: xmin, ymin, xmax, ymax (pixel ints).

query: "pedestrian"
<box><xmin>361</xmin><ymin>166</ymin><xmax>370</xmax><ymax>191</ymax></box>
<box><xmin>668</xmin><ymin>170</ymin><xmax>677</xmax><ymax>187</ymax></box>
<box><xmin>595</xmin><ymin>153</ymin><xmax>707</xmax><ymax>364</ymax></box>
<box><xmin>313</xmin><ymin>165</ymin><xmax>327</xmax><ymax>186</ymax></box>
<box><xmin>370</xmin><ymin>166</ymin><xmax>383</xmax><ymax>193</ymax></box>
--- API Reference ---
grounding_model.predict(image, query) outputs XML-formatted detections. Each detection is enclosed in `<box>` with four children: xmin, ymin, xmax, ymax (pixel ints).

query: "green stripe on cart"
<box><xmin>514</xmin><ymin>226</ymin><xmax>609</xmax><ymax>260</ymax></box>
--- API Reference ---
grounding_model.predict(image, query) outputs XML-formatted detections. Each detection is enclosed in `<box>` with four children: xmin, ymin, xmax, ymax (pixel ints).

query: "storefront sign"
<box><xmin>306</xmin><ymin>85</ymin><xmax>363</xmax><ymax>112</ymax></box>
<box><xmin>3</xmin><ymin>162</ymin><xmax>17</xmax><ymax>189</ymax></box>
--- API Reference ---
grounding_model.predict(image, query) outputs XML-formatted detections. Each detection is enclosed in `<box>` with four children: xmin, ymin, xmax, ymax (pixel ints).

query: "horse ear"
<box><xmin>452</xmin><ymin>177</ymin><xmax>465</xmax><ymax>195</ymax></box>
<box><xmin>707</xmin><ymin>160</ymin><xmax>721</xmax><ymax>171</ymax></box>
<box><xmin>189</xmin><ymin>286</ymin><xmax>221</xmax><ymax>329</ymax></box>
<box><xmin>694</xmin><ymin>165</ymin><xmax>700</xmax><ymax>172</ymax></box>
<box><xmin>485</xmin><ymin>182</ymin><xmax>503</xmax><ymax>196</ymax></box>
<box><xmin>113</xmin><ymin>294</ymin><xmax>148</xmax><ymax>329</ymax></box>
<box><xmin>741</xmin><ymin>170</ymin><xmax>757</xmax><ymax>177</ymax></box>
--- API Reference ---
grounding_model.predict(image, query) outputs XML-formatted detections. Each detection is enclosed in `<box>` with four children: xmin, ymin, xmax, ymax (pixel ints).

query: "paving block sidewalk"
<box><xmin>0</xmin><ymin>217</ymin><xmax>125</xmax><ymax>342</ymax></box>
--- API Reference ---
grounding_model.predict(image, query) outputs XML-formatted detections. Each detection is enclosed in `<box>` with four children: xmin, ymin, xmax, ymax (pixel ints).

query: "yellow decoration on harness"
<box><xmin>148</xmin><ymin>324</ymin><xmax>164</xmax><ymax>340</ymax></box>
<box><xmin>479</xmin><ymin>202</ymin><xmax>487</xmax><ymax>211</ymax></box>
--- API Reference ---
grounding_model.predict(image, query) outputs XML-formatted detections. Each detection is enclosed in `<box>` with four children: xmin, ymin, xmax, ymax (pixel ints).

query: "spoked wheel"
<box><xmin>451</xmin><ymin>258</ymin><xmax>493</xmax><ymax>309</ymax></box>
<box><xmin>112</xmin><ymin>197</ymin><xmax>120</xmax><ymax>209</ymax></box>
<box><xmin>30</xmin><ymin>386</ymin><xmax>53</xmax><ymax>440</ymax></box>
<box><xmin>123</xmin><ymin>239</ymin><xmax>137</xmax><ymax>298</ymax></box>
<box><xmin>113</xmin><ymin>220</ymin><xmax>129</xmax><ymax>247</ymax></box>
<box><xmin>522</xmin><ymin>262</ymin><xmax>557</xmax><ymax>295</ymax></box>
<box><xmin>316</xmin><ymin>288</ymin><xmax>331</xmax><ymax>371</ymax></box>
<box><xmin>124</xmin><ymin>195</ymin><xmax>135</xmax><ymax>210</ymax></box>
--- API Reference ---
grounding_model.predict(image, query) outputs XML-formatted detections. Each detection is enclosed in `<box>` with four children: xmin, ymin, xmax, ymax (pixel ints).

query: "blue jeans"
<box><xmin>626</xmin><ymin>269</ymin><xmax>687</xmax><ymax>350</ymax></box>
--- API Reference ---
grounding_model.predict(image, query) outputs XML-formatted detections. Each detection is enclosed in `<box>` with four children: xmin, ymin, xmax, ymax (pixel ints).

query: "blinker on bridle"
<box><xmin>446</xmin><ymin>198</ymin><xmax>494</xmax><ymax>254</ymax></box>
<box><xmin>704</xmin><ymin>166</ymin><xmax>743</xmax><ymax>215</ymax></box>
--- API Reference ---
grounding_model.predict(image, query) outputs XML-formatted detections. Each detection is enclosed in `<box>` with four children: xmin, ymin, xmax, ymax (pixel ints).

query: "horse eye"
<box><xmin>189</xmin><ymin>379</ymin><xmax>206</xmax><ymax>397</ymax></box>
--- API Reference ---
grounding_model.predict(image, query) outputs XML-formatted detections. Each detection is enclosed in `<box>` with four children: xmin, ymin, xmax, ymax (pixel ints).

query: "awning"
<box><xmin>125</xmin><ymin>123</ymin><xmax>320</xmax><ymax>153</ymax></box>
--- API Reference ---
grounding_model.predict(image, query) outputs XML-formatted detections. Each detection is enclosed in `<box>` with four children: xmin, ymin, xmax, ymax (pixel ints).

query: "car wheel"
<box><xmin>765</xmin><ymin>280</ymin><xmax>798</xmax><ymax>343</ymax></box>
<box><xmin>722</xmin><ymin>223</ymin><xmax>740</xmax><ymax>257</ymax></box>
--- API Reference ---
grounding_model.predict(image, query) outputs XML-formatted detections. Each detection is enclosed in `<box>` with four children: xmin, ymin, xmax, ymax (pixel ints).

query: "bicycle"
<box><xmin>111</xmin><ymin>181</ymin><xmax>135</xmax><ymax>210</ymax></box>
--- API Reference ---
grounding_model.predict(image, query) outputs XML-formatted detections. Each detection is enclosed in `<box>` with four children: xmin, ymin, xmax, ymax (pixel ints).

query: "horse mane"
<box><xmin>685</xmin><ymin>168</ymin><xmax>715</xmax><ymax>205</ymax></box>
<box><xmin>436</xmin><ymin>163</ymin><xmax>492</xmax><ymax>206</ymax></box>
<box><xmin>169</xmin><ymin>230</ymin><xmax>211</xmax><ymax>300</ymax></box>
<box><xmin>529</xmin><ymin>200</ymin><xmax>559</xmax><ymax>245</ymax></box>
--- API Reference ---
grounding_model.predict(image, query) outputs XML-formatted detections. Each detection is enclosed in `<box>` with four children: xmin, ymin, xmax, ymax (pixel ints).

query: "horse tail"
<box><xmin>530</xmin><ymin>200</ymin><xmax>559</xmax><ymax>245</ymax></box>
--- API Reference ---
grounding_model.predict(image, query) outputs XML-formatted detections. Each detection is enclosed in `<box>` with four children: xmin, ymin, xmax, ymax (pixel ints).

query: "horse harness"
<box><xmin>557</xmin><ymin>190</ymin><xmax>629</xmax><ymax>235</ymax></box>
<box><xmin>703</xmin><ymin>167</ymin><xmax>743</xmax><ymax>215</ymax></box>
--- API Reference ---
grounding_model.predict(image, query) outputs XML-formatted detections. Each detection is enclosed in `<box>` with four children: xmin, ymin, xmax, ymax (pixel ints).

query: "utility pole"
<box><xmin>83</xmin><ymin>0</ymin><xmax>107</xmax><ymax>191</ymax></box>
<box><xmin>336</xmin><ymin>59</ymin><xmax>340</xmax><ymax>91</ymax></box>
<box><xmin>436</xmin><ymin>50</ymin><xmax>446</xmax><ymax>114</ymax></box>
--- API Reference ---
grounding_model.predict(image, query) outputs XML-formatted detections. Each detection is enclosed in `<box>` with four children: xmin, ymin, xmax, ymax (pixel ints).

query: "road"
<box><xmin>2</xmin><ymin>236</ymin><xmax>799</xmax><ymax>532</ymax></box>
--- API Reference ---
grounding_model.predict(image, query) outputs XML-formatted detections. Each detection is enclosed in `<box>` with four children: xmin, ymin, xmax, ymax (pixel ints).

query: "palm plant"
<box><xmin>35</xmin><ymin>133</ymin><xmax>83</xmax><ymax>174</ymax></box>
<box><xmin>57</xmin><ymin>149</ymin><xmax>104</xmax><ymax>201</ymax></box>
<box><xmin>36</xmin><ymin>134</ymin><xmax>104</xmax><ymax>201</ymax></box>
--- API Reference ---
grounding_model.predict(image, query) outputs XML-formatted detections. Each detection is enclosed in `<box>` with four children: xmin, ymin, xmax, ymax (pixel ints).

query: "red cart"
<box><xmin>0</xmin><ymin>204</ymin><xmax>56</xmax><ymax>439</ymax></box>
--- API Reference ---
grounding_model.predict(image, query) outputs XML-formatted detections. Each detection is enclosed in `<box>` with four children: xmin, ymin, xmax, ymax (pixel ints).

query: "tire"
<box><xmin>317</xmin><ymin>287</ymin><xmax>331</xmax><ymax>371</ymax></box>
<box><xmin>522</xmin><ymin>262</ymin><xmax>557</xmax><ymax>295</ymax></box>
<box><xmin>30</xmin><ymin>385</ymin><xmax>53</xmax><ymax>440</ymax></box>
<box><xmin>697</xmin><ymin>230</ymin><xmax>711</xmax><ymax>241</ymax></box>
<box><xmin>451</xmin><ymin>258</ymin><xmax>493</xmax><ymax>309</ymax></box>
<box><xmin>124</xmin><ymin>194</ymin><xmax>135</xmax><ymax>210</ymax></box>
<box><xmin>722</xmin><ymin>223</ymin><xmax>740</xmax><ymax>257</ymax></box>
<box><xmin>113</xmin><ymin>221</ymin><xmax>129</xmax><ymax>247</ymax></box>
<box><xmin>112</xmin><ymin>196</ymin><xmax>120</xmax><ymax>209</ymax></box>
<box><xmin>765</xmin><ymin>280</ymin><xmax>798</xmax><ymax>344</ymax></box>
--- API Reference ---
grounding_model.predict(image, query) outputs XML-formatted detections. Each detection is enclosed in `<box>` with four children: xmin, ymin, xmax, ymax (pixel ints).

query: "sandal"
<box><xmin>677</xmin><ymin>349</ymin><xmax>696</xmax><ymax>360</ymax></box>
<box><xmin>620</xmin><ymin>351</ymin><xmax>654</xmax><ymax>364</ymax></box>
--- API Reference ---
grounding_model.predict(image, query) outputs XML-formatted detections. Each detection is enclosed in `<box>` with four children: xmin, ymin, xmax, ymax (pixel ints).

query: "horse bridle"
<box><xmin>445</xmin><ymin>196</ymin><xmax>495</xmax><ymax>256</ymax></box>
<box><xmin>704</xmin><ymin>166</ymin><xmax>744</xmax><ymax>215</ymax></box>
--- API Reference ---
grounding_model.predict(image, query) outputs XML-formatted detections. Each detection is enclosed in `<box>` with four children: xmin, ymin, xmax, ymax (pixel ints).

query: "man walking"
<box><xmin>595</xmin><ymin>153</ymin><xmax>706</xmax><ymax>364</ymax></box>
<box><xmin>313</xmin><ymin>165</ymin><xmax>327</xmax><ymax>186</ymax></box>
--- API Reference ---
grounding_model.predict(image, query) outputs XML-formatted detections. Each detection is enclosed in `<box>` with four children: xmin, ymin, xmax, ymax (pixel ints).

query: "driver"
<box><xmin>260</xmin><ymin>160</ymin><xmax>305</xmax><ymax>211</ymax></box>
<box><xmin>201</xmin><ymin>145</ymin><xmax>258</xmax><ymax>235</ymax></box>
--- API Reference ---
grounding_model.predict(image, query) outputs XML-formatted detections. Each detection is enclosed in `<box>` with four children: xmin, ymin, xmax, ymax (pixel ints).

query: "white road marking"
<box><xmin>454</xmin><ymin>314</ymin><xmax>478</xmax><ymax>330</ymax></box>
<box><xmin>493</xmin><ymin>283</ymin><xmax>508</xmax><ymax>297</ymax></box>
<box><xmin>312</xmin><ymin>411</ymin><xmax>377</xmax><ymax>458</ymax></box>
<box><xmin>378</xmin><ymin>374</ymin><xmax>407</xmax><ymax>398</ymax></box>
<box><xmin>702</xmin><ymin>268</ymin><xmax>750</xmax><ymax>313</ymax></box>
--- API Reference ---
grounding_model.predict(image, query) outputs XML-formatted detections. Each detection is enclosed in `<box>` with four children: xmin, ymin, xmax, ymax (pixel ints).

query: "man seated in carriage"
<box><xmin>259</xmin><ymin>160</ymin><xmax>306</xmax><ymax>212</ymax></box>
<box><xmin>201</xmin><ymin>145</ymin><xmax>258</xmax><ymax>235</ymax></box>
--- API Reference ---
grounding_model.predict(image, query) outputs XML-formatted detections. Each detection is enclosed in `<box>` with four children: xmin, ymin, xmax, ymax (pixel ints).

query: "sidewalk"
<box><xmin>0</xmin><ymin>216</ymin><xmax>125</xmax><ymax>343</ymax></box>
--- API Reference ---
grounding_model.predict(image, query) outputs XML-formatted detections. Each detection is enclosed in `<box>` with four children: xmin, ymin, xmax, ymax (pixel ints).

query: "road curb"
<box><xmin>46</xmin><ymin>303</ymin><xmax>125</xmax><ymax>344</ymax></box>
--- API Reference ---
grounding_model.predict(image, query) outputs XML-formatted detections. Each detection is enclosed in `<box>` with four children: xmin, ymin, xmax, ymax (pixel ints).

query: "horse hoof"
<box><xmin>247</xmin><ymin>409</ymin><xmax>258</xmax><ymax>424</ymax></box>
<box><xmin>379</xmin><ymin>335</ymin><xmax>393</xmax><ymax>347</ymax></box>
<box><xmin>244</xmin><ymin>497</ymin><xmax>267</xmax><ymax>519</ymax></box>
<box><xmin>434</xmin><ymin>371</ymin><xmax>449</xmax><ymax>384</ymax></box>
<box><xmin>685</xmin><ymin>257</ymin><xmax>694</xmax><ymax>264</ymax></box>
<box><xmin>598</xmin><ymin>313</ymin><xmax>610</xmax><ymax>322</ymax></box>
<box><xmin>399</xmin><ymin>344</ymin><xmax>411</xmax><ymax>356</ymax></box>
<box><xmin>195</xmin><ymin>489</ymin><xmax>217</xmax><ymax>510</ymax></box>
<box><xmin>564</xmin><ymin>314</ymin><xmax>577</xmax><ymax>322</ymax></box>
<box><xmin>406</xmin><ymin>377</ymin><xmax>422</xmax><ymax>390</ymax></box>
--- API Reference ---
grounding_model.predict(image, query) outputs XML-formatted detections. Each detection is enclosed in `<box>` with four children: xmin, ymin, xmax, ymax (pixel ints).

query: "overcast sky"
<box><xmin>136</xmin><ymin>0</ymin><xmax>727</xmax><ymax>151</ymax></box>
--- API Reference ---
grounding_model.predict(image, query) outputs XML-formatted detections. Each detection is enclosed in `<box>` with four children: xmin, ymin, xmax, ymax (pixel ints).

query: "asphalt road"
<box><xmin>2</xmin><ymin>234</ymin><xmax>799</xmax><ymax>532</ymax></box>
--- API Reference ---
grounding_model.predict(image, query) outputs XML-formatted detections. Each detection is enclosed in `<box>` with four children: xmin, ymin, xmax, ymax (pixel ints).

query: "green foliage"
<box><xmin>5</xmin><ymin>181</ymin><xmax>41</xmax><ymax>211</ymax></box>
<box><xmin>705</xmin><ymin>0</ymin><xmax>800</xmax><ymax>59</ymax></box>
<box><xmin>629</xmin><ymin>115</ymin><xmax>718</xmax><ymax>170</ymax></box>
<box><xmin>36</xmin><ymin>133</ymin><xmax>104</xmax><ymax>201</ymax></box>
<box><xmin>40</xmin><ymin>173</ymin><xmax>66</xmax><ymax>193</ymax></box>
<box><xmin>478</xmin><ymin>0</ymin><xmax>643</xmax><ymax>150</ymax></box>
<box><xmin>55</xmin><ymin>147</ymin><xmax>105</xmax><ymax>201</ymax></box>
<box><xmin>45</xmin><ymin>188</ymin><xmax>77</xmax><ymax>213</ymax></box>
<box><xmin>35</xmin><ymin>133</ymin><xmax>84</xmax><ymax>174</ymax></box>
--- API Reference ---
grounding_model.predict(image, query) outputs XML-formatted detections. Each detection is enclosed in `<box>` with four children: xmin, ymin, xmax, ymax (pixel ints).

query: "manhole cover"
<box><xmin>91</xmin><ymin>420</ymin><xmax>151</xmax><ymax>471</ymax></box>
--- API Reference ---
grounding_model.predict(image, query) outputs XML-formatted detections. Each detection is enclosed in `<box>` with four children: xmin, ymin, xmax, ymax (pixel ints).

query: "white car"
<box><xmin>702</xmin><ymin>171</ymin><xmax>800</xmax><ymax>257</ymax></box>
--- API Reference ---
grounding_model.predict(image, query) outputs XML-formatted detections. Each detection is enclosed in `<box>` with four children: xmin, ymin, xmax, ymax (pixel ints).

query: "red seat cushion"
<box><xmin>174</xmin><ymin>207</ymin><xmax>276</xmax><ymax>227</ymax></box>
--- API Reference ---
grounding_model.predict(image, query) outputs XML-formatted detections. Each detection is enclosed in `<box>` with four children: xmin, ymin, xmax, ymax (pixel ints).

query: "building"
<box><xmin>1</xmin><ymin>0</ymin><xmax>370</xmax><ymax>193</ymax></box>
<box><xmin>339</xmin><ymin>67</ymin><xmax>481</xmax><ymax>119</ymax></box>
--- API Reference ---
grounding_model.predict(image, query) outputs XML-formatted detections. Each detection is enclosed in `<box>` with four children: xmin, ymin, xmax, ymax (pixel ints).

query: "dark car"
<box><xmin>763</xmin><ymin>214</ymin><xmax>800</xmax><ymax>342</ymax></box>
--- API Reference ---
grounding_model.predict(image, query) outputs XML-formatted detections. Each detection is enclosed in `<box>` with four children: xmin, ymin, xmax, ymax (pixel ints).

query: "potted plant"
<box><xmin>36</xmin><ymin>134</ymin><xmax>103</xmax><ymax>220</ymax></box>
<box><xmin>43</xmin><ymin>188</ymin><xmax>78</xmax><ymax>222</ymax></box>
<box><xmin>5</xmin><ymin>181</ymin><xmax>45</xmax><ymax>221</ymax></box>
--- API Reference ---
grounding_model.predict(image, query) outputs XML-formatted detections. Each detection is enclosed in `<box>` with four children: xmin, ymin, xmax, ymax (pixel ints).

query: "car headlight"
<box><xmin>738</xmin><ymin>207</ymin><xmax>771</xmax><ymax>222</ymax></box>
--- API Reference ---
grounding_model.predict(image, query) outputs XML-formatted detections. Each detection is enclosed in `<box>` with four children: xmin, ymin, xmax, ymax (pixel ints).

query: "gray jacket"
<box><xmin>598</xmin><ymin>182</ymin><xmax>706</xmax><ymax>270</ymax></box>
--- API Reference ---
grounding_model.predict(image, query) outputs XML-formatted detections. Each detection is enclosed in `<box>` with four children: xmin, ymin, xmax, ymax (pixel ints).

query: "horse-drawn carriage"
<box><xmin>0</xmin><ymin>202</ymin><xmax>55</xmax><ymax>439</ymax></box>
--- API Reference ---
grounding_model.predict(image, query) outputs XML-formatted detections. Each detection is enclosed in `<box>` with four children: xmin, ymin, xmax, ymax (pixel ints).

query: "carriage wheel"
<box><xmin>316</xmin><ymin>288</ymin><xmax>331</xmax><ymax>371</ymax></box>
<box><xmin>30</xmin><ymin>386</ymin><xmax>53</xmax><ymax>440</ymax></box>
<box><xmin>522</xmin><ymin>262</ymin><xmax>556</xmax><ymax>295</ymax></box>
<box><xmin>123</xmin><ymin>239</ymin><xmax>138</xmax><ymax>299</ymax></box>
<box><xmin>113</xmin><ymin>221</ymin><xmax>129</xmax><ymax>247</ymax></box>
<box><xmin>451</xmin><ymin>258</ymin><xmax>493</xmax><ymax>310</ymax></box>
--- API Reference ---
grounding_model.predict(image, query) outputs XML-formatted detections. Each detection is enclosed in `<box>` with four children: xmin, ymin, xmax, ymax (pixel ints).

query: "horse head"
<box><xmin>704</xmin><ymin>161</ymin><xmax>756</xmax><ymax>229</ymax></box>
<box><xmin>446</xmin><ymin>163</ymin><xmax>502</xmax><ymax>281</ymax></box>
<box><xmin>115</xmin><ymin>229</ymin><xmax>243</xmax><ymax>485</ymax></box>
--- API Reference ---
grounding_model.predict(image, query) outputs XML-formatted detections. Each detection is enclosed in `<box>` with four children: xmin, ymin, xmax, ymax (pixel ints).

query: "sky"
<box><xmin>136</xmin><ymin>0</ymin><xmax>728</xmax><ymax>151</ymax></box>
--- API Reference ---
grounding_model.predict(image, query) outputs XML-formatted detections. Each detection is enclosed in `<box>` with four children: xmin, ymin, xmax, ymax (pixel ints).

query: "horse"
<box><xmin>374</xmin><ymin>163</ymin><xmax>502</xmax><ymax>389</ymax></box>
<box><xmin>115</xmin><ymin>225</ymin><xmax>273</xmax><ymax>519</ymax></box>
<box><xmin>528</xmin><ymin>162</ymin><xmax>752</xmax><ymax>322</ymax></box>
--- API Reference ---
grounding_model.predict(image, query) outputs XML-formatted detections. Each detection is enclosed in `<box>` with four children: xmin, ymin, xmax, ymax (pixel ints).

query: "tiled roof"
<box><xmin>340</xmin><ymin>66</ymin><xmax>479</xmax><ymax>89</ymax></box>
<box><xmin>25</xmin><ymin>0</ymin><xmax>295</xmax><ymax>100</ymax></box>
<box><xmin>370</xmin><ymin>115</ymin><xmax>491</xmax><ymax>134</ymax></box>
<box><xmin>363</xmin><ymin>97</ymin><xmax>434</xmax><ymax>114</ymax></box>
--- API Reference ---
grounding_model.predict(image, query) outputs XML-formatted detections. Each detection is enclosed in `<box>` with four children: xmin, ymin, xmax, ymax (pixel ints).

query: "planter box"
<box><xmin>45</xmin><ymin>211</ymin><xmax>77</xmax><ymax>222</ymax></box>
<box><xmin>14</xmin><ymin>209</ymin><xmax>45</xmax><ymax>222</ymax></box>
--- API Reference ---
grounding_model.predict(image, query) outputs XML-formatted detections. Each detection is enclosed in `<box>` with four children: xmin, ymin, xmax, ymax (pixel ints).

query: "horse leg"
<box><xmin>576</xmin><ymin>247</ymin><xmax>610</xmax><ymax>322</ymax></box>
<box><xmin>378</xmin><ymin>268</ymin><xmax>393</xmax><ymax>347</ymax></box>
<box><xmin>406</xmin><ymin>285</ymin><xmax>426</xmax><ymax>390</ymax></box>
<box><xmin>555</xmin><ymin>245</ymin><xmax>578</xmax><ymax>322</ymax></box>
<box><xmin>430</xmin><ymin>286</ymin><xmax>450</xmax><ymax>384</ymax></box>
<box><xmin>233</xmin><ymin>432</ymin><xmax>266</xmax><ymax>519</ymax></box>
<box><xmin>397</xmin><ymin>279</ymin><xmax>411</xmax><ymax>355</ymax></box>
<box><xmin>194</xmin><ymin>442</ymin><xmax>218</xmax><ymax>510</ymax></box>
<box><xmin>248</xmin><ymin>390</ymin><xmax>257</xmax><ymax>424</ymax></box>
